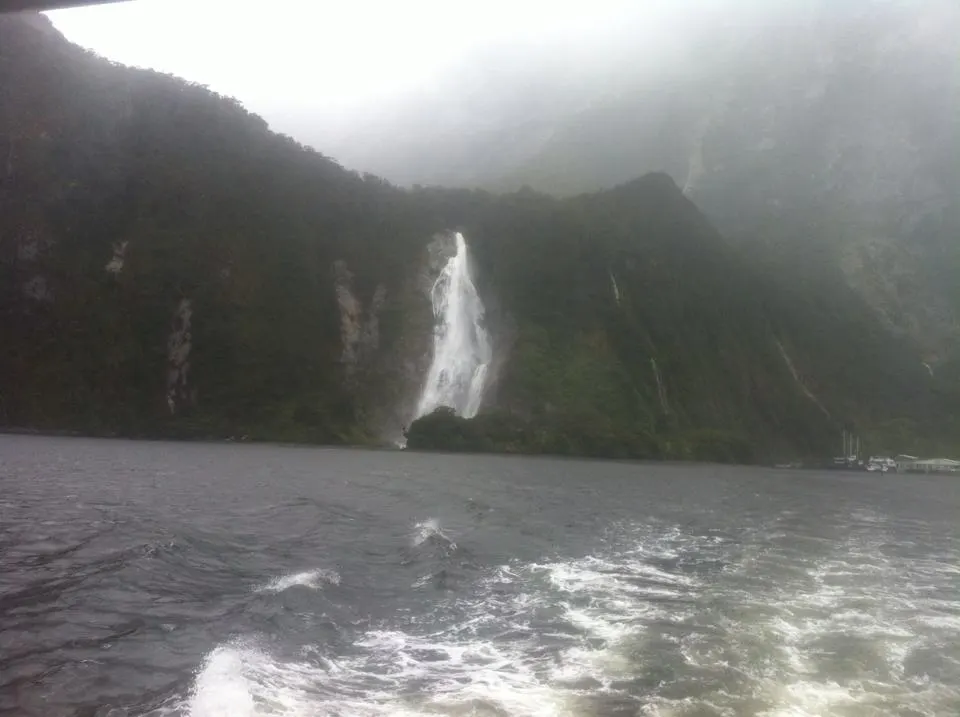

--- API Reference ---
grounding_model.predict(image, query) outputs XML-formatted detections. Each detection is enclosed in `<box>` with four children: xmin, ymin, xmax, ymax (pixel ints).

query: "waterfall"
<box><xmin>415</xmin><ymin>232</ymin><xmax>491</xmax><ymax>420</ymax></box>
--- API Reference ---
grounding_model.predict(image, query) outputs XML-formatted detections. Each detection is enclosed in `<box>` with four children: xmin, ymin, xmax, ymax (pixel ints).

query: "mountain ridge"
<box><xmin>2</xmin><ymin>11</ymin><xmax>957</xmax><ymax>462</ymax></box>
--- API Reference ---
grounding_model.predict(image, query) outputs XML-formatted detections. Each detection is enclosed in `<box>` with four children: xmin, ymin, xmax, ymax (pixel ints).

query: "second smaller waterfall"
<box><xmin>415</xmin><ymin>233</ymin><xmax>491</xmax><ymax>420</ymax></box>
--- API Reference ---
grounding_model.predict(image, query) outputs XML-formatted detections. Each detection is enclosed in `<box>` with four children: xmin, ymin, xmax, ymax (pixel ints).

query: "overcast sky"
<box><xmin>47</xmin><ymin>0</ymin><xmax>663</xmax><ymax>129</ymax></box>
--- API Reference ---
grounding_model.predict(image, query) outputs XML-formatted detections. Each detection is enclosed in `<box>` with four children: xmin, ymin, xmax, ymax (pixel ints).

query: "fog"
<box><xmin>47</xmin><ymin>0</ymin><xmax>657</xmax><ymax>130</ymax></box>
<box><xmin>48</xmin><ymin>0</ymin><xmax>957</xmax><ymax>193</ymax></box>
<box><xmin>49</xmin><ymin>0</ymin><xmax>796</xmax><ymax>158</ymax></box>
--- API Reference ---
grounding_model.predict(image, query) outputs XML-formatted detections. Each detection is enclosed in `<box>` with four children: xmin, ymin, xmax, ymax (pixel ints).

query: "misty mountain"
<box><xmin>2</xmin><ymin>12</ymin><xmax>957</xmax><ymax>462</ymax></box>
<box><xmin>322</xmin><ymin>0</ymin><xmax>960</xmax><ymax>365</ymax></box>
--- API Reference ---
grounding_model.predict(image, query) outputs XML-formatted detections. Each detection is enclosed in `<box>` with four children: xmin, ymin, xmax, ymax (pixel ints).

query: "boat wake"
<box><xmin>159</xmin><ymin>515</ymin><xmax>959</xmax><ymax>717</ymax></box>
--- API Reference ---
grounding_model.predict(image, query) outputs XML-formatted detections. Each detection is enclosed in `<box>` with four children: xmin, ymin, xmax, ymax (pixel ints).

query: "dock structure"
<box><xmin>896</xmin><ymin>457</ymin><xmax>960</xmax><ymax>473</ymax></box>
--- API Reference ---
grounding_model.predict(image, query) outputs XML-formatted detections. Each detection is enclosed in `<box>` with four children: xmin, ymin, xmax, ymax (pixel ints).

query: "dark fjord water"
<box><xmin>1</xmin><ymin>436</ymin><xmax>958</xmax><ymax>717</ymax></box>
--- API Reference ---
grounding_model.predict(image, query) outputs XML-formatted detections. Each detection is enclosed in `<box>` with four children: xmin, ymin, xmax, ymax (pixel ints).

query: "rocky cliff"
<box><xmin>1</xmin><ymin>12</ymin><xmax>957</xmax><ymax>461</ymax></box>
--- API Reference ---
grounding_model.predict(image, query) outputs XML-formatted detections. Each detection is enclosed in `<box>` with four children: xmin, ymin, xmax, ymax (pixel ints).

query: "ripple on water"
<box><xmin>2</xmin><ymin>440</ymin><xmax>958</xmax><ymax>717</ymax></box>
<box><xmin>171</xmin><ymin>519</ymin><xmax>959</xmax><ymax>717</ymax></box>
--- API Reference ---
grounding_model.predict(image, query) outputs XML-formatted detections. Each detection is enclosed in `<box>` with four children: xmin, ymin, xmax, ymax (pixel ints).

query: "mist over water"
<box><xmin>415</xmin><ymin>232</ymin><xmax>492</xmax><ymax>420</ymax></box>
<box><xmin>1</xmin><ymin>435</ymin><xmax>959</xmax><ymax>716</ymax></box>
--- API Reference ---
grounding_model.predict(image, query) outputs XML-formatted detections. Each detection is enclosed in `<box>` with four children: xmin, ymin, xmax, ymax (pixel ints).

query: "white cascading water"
<box><xmin>415</xmin><ymin>232</ymin><xmax>491</xmax><ymax>420</ymax></box>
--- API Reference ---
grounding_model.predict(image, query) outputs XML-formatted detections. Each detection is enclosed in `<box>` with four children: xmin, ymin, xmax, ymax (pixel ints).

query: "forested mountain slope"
<box><xmin>2</xmin><ymin>12</ymin><xmax>956</xmax><ymax>462</ymax></box>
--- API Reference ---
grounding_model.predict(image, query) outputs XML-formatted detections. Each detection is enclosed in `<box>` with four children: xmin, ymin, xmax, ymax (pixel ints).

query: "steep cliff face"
<box><xmin>165</xmin><ymin>298</ymin><xmax>193</xmax><ymax>414</ymax></box>
<box><xmin>1</xmin><ymin>12</ymin><xmax>956</xmax><ymax>459</ymax></box>
<box><xmin>336</xmin><ymin>234</ymin><xmax>462</xmax><ymax>443</ymax></box>
<box><xmin>454</xmin><ymin>174</ymin><xmax>956</xmax><ymax>460</ymax></box>
<box><xmin>0</xmin><ymin>13</ymin><xmax>405</xmax><ymax>441</ymax></box>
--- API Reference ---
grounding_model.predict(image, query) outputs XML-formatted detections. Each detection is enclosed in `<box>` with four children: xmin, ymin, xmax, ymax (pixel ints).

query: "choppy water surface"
<box><xmin>1</xmin><ymin>436</ymin><xmax>958</xmax><ymax>716</ymax></box>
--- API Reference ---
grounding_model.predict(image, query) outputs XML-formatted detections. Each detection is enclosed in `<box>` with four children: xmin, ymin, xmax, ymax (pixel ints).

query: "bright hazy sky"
<box><xmin>48</xmin><ymin>0</ymin><xmax>648</xmax><ymax>114</ymax></box>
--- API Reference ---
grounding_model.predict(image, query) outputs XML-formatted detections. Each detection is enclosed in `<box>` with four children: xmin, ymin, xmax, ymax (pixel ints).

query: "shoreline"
<box><xmin>5</xmin><ymin>429</ymin><xmax>954</xmax><ymax>475</ymax></box>
<box><xmin>0</xmin><ymin>425</ymin><xmax>845</xmax><ymax>470</ymax></box>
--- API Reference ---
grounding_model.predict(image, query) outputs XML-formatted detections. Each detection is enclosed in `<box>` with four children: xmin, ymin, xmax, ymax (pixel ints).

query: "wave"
<box><xmin>187</xmin><ymin>642</ymin><xmax>331</xmax><ymax>717</ymax></box>
<box><xmin>255</xmin><ymin>569</ymin><xmax>341</xmax><ymax>594</ymax></box>
<box><xmin>403</xmin><ymin>519</ymin><xmax>466</xmax><ymax>577</ymax></box>
<box><xmin>178</xmin><ymin>524</ymin><xmax>706</xmax><ymax>716</ymax></box>
<box><xmin>411</xmin><ymin>518</ymin><xmax>456</xmax><ymax>551</ymax></box>
<box><xmin>171</xmin><ymin>517</ymin><xmax>959</xmax><ymax>717</ymax></box>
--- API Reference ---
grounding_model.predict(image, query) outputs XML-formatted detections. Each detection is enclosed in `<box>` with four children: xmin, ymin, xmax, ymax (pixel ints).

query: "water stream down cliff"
<box><xmin>415</xmin><ymin>232</ymin><xmax>491</xmax><ymax>420</ymax></box>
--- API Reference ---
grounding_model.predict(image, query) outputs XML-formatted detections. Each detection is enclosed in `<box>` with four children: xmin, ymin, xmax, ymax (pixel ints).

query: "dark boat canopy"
<box><xmin>2</xmin><ymin>0</ymin><xmax>131</xmax><ymax>13</ymax></box>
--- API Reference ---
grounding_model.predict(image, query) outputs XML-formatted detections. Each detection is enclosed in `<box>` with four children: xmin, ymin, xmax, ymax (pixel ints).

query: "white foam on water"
<box><xmin>256</xmin><ymin>569</ymin><xmax>341</xmax><ymax>594</ymax></box>
<box><xmin>411</xmin><ymin>518</ymin><xmax>459</xmax><ymax>555</ymax></box>
<box><xmin>184</xmin><ymin>628</ymin><xmax>567</xmax><ymax>717</ymax></box>
<box><xmin>532</xmin><ymin>552</ymin><xmax>697</xmax><ymax>676</ymax></box>
<box><xmin>187</xmin><ymin>641</ymin><xmax>418</xmax><ymax>717</ymax></box>
<box><xmin>760</xmin><ymin>681</ymin><xmax>867</xmax><ymax>717</ymax></box>
<box><xmin>353</xmin><ymin>629</ymin><xmax>567</xmax><ymax>716</ymax></box>
<box><xmin>175</xmin><ymin>519</ymin><xmax>958</xmax><ymax>717</ymax></box>
<box><xmin>174</xmin><ymin>523</ymin><xmax>699</xmax><ymax>716</ymax></box>
<box><xmin>916</xmin><ymin>614</ymin><xmax>960</xmax><ymax>631</ymax></box>
<box><xmin>633</xmin><ymin>515</ymin><xmax>960</xmax><ymax>717</ymax></box>
<box><xmin>411</xmin><ymin>518</ymin><xmax>442</xmax><ymax>546</ymax></box>
<box><xmin>188</xmin><ymin>646</ymin><xmax>256</xmax><ymax>717</ymax></box>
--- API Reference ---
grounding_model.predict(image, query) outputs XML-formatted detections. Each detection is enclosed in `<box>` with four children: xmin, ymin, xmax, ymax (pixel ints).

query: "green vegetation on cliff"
<box><xmin>406</xmin><ymin>407</ymin><xmax>753</xmax><ymax>464</ymax></box>
<box><xmin>428</xmin><ymin>176</ymin><xmax>958</xmax><ymax>462</ymax></box>
<box><xmin>1</xmin><ymin>14</ymin><xmax>431</xmax><ymax>444</ymax></box>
